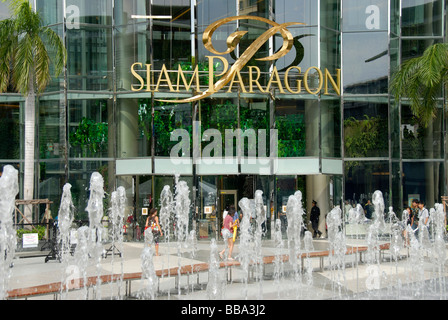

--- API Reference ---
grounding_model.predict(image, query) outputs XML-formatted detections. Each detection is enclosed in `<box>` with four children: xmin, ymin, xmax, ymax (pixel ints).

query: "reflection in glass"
<box><xmin>0</xmin><ymin>103</ymin><xmax>20</xmax><ymax>159</ymax></box>
<box><xmin>402</xmin><ymin>0</ymin><xmax>443</xmax><ymax>37</ymax></box>
<box><xmin>344</xmin><ymin>101</ymin><xmax>388</xmax><ymax>158</ymax></box>
<box><xmin>344</xmin><ymin>161</ymin><xmax>390</xmax><ymax>208</ymax></box>
<box><xmin>67</xmin><ymin>27</ymin><xmax>113</xmax><ymax>91</ymax></box>
<box><xmin>403</xmin><ymin>161</ymin><xmax>444</xmax><ymax>208</ymax></box>
<box><xmin>342</xmin><ymin>32</ymin><xmax>388</xmax><ymax>94</ymax></box>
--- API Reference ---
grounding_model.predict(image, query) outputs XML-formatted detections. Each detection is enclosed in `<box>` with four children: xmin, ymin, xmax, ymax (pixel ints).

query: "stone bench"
<box><xmin>6</xmin><ymin>243</ymin><xmax>390</xmax><ymax>299</ymax></box>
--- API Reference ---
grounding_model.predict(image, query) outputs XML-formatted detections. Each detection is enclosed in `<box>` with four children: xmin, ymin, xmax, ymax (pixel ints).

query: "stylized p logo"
<box><xmin>159</xmin><ymin>16</ymin><xmax>304</xmax><ymax>103</ymax></box>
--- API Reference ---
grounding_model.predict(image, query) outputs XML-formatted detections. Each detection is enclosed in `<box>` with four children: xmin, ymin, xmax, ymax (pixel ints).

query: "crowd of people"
<box><xmin>140</xmin><ymin>196</ymin><xmax>443</xmax><ymax>260</ymax></box>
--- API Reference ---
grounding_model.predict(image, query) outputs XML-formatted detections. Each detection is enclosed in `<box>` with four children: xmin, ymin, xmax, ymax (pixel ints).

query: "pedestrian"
<box><xmin>145</xmin><ymin>208</ymin><xmax>163</xmax><ymax>256</ymax></box>
<box><xmin>219</xmin><ymin>207</ymin><xmax>237</xmax><ymax>260</ymax></box>
<box><xmin>402</xmin><ymin>206</ymin><xmax>412</xmax><ymax>246</ymax></box>
<box><xmin>310</xmin><ymin>200</ymin><xmax>322</xmax><ymax>238</ymax></box>
<box><xmin>411</xmin><ymin>199</ymin><xmax>419</xmax><ymax>232</ymax></box>
<box><xmin>418</xmin><ymin>200</ymin><xmax>430</xmax><ymax>229</ymax></box>
<box><xmin>364</xmin><ymin>200</ymin><xmax>374</xmax><ymax>219</ymax></box>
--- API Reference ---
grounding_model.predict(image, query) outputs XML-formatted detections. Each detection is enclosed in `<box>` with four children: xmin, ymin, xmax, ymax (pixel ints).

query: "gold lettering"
<box><xmin>207</xmin><ymin>56</ymin><xmax>229</xmax><ymax>93</ymax></box>
<box><xmin>227</xmin><ymin>69</ymin><xmax>247</xmax><ymax>93</ymax></box>
<box><xmin>265</xmin><ymin>66</ymin><xmax>285</xmax><ymax>94</ymax></box>
<box><xmin>304</xmin><ymin>67</ymin><xmax>323</xmax><ymax>95</ymax></box>
<box><xmin>248</xmin><ymin>66</ymin><xmax>265</xmax><ymax>93</ymax></box>
<box><xmin>131</xmin><ymin>62</ymin><xmax>144</xmax><ymax>91</ymax></box>
<box><xmin>284</xmin><ymin>66</ymin><xmax>302</xmax><ymax>94</ymax></box>
<box><xmin>145</xmin><ymin>64</ymin><xmax>152</xmax><ymax>92</ymax></box>
<box><xmin>176</xmin><ymin>64</ymin><xmax>201</xmax><ymax>92</ymax></box>
<box><xmin>155</xmin><ymin>64</ymin><xmax>174</xmax><ymax>92</ymax></box>
<box><xmin>324</xmin><ymin>68</ymin><xmax>341</xmax><ymax>96</ymax></box>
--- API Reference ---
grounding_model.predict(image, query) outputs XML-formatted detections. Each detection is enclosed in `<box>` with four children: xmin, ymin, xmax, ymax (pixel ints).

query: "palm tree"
<box><xmin>390</xmin><ymin>42</ymin><xmax>448</xmax><ymax>127</ymax></box>
<box><xmin>0</xmin><ymin>0</ymin><xmax>66</xmax><ymax>223</ymax></box>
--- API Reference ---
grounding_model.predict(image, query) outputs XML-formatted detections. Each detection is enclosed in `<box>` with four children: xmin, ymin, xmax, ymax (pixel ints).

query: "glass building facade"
<box><xmin>0</xmin><ymin>0</ymin><xmax>446</xmax><ymax>240</ymax></box>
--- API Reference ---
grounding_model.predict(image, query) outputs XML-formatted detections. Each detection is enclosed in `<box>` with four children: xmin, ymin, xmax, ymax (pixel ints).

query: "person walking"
<box><xmin>145</xmin><ymin>208</ymin><xmax>163</xmax><ymax>256</ymax></box>
<box><xmin>219</xmin><ymin>208</ymin><xmax>237</xmax><ymax>260</ymax></box>
<box><xmin>310</xmin><ymin>200</ymin><xmax>322</xmax><ymax>238</ymax></box>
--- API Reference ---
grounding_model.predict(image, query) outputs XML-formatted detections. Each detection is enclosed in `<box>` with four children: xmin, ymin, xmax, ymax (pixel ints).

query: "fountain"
<box><xmin>206</xmin><ymin>239</ymin><xmax>224</xmax><ymax>299</ymax></box>
<box><xmin>237</xmin><ymin>197</ymin><xmax>256</xmax><ymax>299</ymax></box>
<box><xmin>4</xmin><ymin>167</ymin><xmax>448</xmax><ymax>301</ymax></box>
<box><xmin>326</xmin><ymin>206</ymin><xmax>346</xmax><ymax>296</ymax></box>
<box><xmin>84</xmin><ymin>171</ymin><xmax>106</xmax><ymax>299</ymax></box>
<box><xmin>285</xmin><ymin>190</ymin><xmax>304</xmax><ymax>298</ymax></box>
<box><xmin>139</xmin><ymin>231</ymin><xmax>158</xmax><ymax>300</ymax></box>
<box><xmin>0</xmin><ymin>165</ymin><xmax>19</xmax><ymax>300</ymax></box>
<box><xmin>57</xmin><ymin>183</ymin><xmax>75</xmax><ymax>299</ymax></box>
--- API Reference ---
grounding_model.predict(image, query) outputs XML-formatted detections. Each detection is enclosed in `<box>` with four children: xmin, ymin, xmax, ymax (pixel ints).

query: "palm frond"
<box><xmin>41</xmin><ymin>27</ymin><xmax>67</xmax><ymax>77</ymax></box>
<box><xmin>0</xmin><ymin>19</ymin><xmax>17</xmax><ymax>92</ymax></box>
<box><xmin>12</xmin><ymin>32</ymin><xmax>34</xmax><ymax>95</ymax></box>
<box><xmin>390</xmin><ymin>42</ymin><xmax>448</xmax><ymax>127</ymax></box>
<box><xmin>33</xmin><ymin>35</ymin><xmax>50</xmax><ymax>93</ymax></box>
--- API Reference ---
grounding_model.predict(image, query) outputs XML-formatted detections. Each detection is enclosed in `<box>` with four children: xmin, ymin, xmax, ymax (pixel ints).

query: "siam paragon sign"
<box><xmin>130</xmin><ymin>16</ymin><xmax>341</xmax><ymax>103</ymax></box>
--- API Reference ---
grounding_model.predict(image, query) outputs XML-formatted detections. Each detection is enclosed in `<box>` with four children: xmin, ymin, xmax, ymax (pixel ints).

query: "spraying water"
<box><xmin>326</xmin><ymin>206</ymin><xmax>346</xmax><ymax>297</ymax></box>
<box><xmin>237</xmin><ymin>197</ymin><xmax>255</xmax><ymax>299</ymax></box>
<box><xmin>85</xmin><ymin>172</ymin><xmax>105</xmax><ymax>299</ymax></box>
<box><xmin>206</xmin><ymin>239</ymin><xmax>224</xmax><ymax>299</ymax></box>
<box><xmin>174</xmin><ymin>176</ymin><xmax>191</xmax><ymax>296</ymax></box>
<box><xmin>0</xmin><ymin>165</ymin><xmax>19</xmax><ymax>300</ymax></box>
<box><xmin>253</xmin><ymin>190</ymin><xmax>266</xmax><ymax>299</ymax></box>
<box><xmin>285</xmin><ymin>190</ymin><xmax>304</xmax><ymax>297</ymax></box>
<box><xmin>273</xmin><ymin>218</ymin><xmax>284</xmax><ymax>298</ymax></box>
<box><xmin>57</xmin><ymin>183</ymin><xmax>75</xmax><ymax>299</ymax></box>
<box><xmin>139</xmin><ymin>231</ymin><xmax>158</xmax><ymax>300</ymax></box>
<box><xmin>108</xmin><ymin>186</ymin><xmax>126</xmax><ymax>298</ymax></box>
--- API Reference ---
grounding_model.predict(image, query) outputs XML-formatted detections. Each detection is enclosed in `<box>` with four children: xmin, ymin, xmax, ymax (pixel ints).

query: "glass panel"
<box><xmin>390</xmin><ymin>98</ymin><xmax>400</xmax><ymax>159</ymax></box>
<box><xmin>38</xmin><ymin>165</ymin><xmax>64</xmax><ymax>218</ymax></box>
<box><xmin>199</xmin><ymin>98</ymin><xmax>238</xmax><ymax>157</ymax></box>
<box><xmin>402</xmin><ymin>0</ymin><xmax>443</xmax><ymax>36</ymax></box>
<box><xmin>401</xmin><ymin>103</ymin><xmax>443</xmax><ymax>160</ymax></box>
<box><xmin>344</xmin><ymin>160</ymin><xmax>390</xmax><ymax>209</ymax></box>
<box><xmin>321</xmin><ymin>0</ymin><xmax>341</xmax><ymax>31</ymax></box>
<box><xmin>67</xmin><ymin>26</ymin><xmax>113</xmax><ymax>91</ymax></box>
<box><xmin>390</xmin><ymin>0</ymin><xmax>400</xmax><ymax>36</ymax></box>
<box><xmin>321</xmin><ymin>98</ymin><xmax>341</xmax><ymax>158</ymax></box>
<box><xmin>66</xmin><ymin>0</ymin><xmax>112</xmax><ymax>25</ymax></box>
<box><xmin>154</xmin><ymin>101</ymin><xmax>192</xmax><ymax>156</ymax></box>
<box><xmin>0</xmin><ymin>103</ymin><xmax>20</xmax><ymax>159</ymax></box>
<box><xmin>391</xmin><ymin>161</ymin><xmax>401</xmax><ymax>213</ymax></box>
<box><xmin>117</xmin><ymin>98</ymin><xmax>144</xmax><ymax>158</ymax></box>
<box><xmin>275</xmin><ymin>99</ymin><xmax>319</xmax><ymax>157</ymax></box>
<box><xmin>39</xmin><ymin>99</ymin><xmax>63</xmax><ymax>160</ymax></box>
<box><xmin>36</xmin><ymin>0</ymin><xmax>63</xmax><ymax>25</ymax></box>
<box><xmin>343</xmin><ymin>0</ymin><xmax>388</xmax><ymax>32</ymax></box>
<box><xmin>342</xmin><ymin>32</ymin><xmax>389</xmax><ymax>94</ymax></box>
<box><xmin>115</xmin><ymin>22</ymin><xmax>151</xmax><ymax>91</ymax></box>
<box><xmin>240</xmin><ymin>98</ymin><xmax>269</xmax><ymax>157</ymax></box>
<box><xmin>198</xmin><ymin>176</ymin><xmax>218</xmax><ymax>239</ymax></box>
<box><xmin>276</xmin><ymin>0</ymin><xmax>318</xmax><ymax>26</ymax></box>
<box><xmin>197</xmin><ymin>0</ymin><xmax>236</xmax><ymax>63</ymax></box>
<box><xmin>275</xmin><ymin>26</ymin><xmax>319</xmax><ymax>76</ymax></box>
<box><xmin>69</xmin><ymin>99</ymin><xmax>111</xmax><ymax>158</ymax></box>
<box><xmin>344</xmin><ymin>100</ymin><xmax>389</xmax><ymax>158</ymax></box>
<box><xmin>403</xmin><ymin>161</ymin><xmax>444</xmax><ymax>208</ymax></box>
<box><xmin>401</xmin><ymin>38</ymin><xmax>442</xmax><ymax>62</ymax></box>
<box><xmin>152</xmin><ymin>1</ymin><xmax>192</xmax><ymax>70</ymax></box>
<box><xmin>44</xmin><ymin>25</ymin><xmax>65</xmax><ymax>92</ymax></box>
<box><xmin>68</xmin><ymin>160</ymin><xmax>111</xmax><ymax>218</ymax></box>
<box><xmin>321</xmin><ymin>28</ymin><xmax>341</xmax><ymax>72</ymax></box>
<box><xmin>275</xmin><ymin>176</ymin><xmax>300</xmax><ymax>236</ymax></box>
